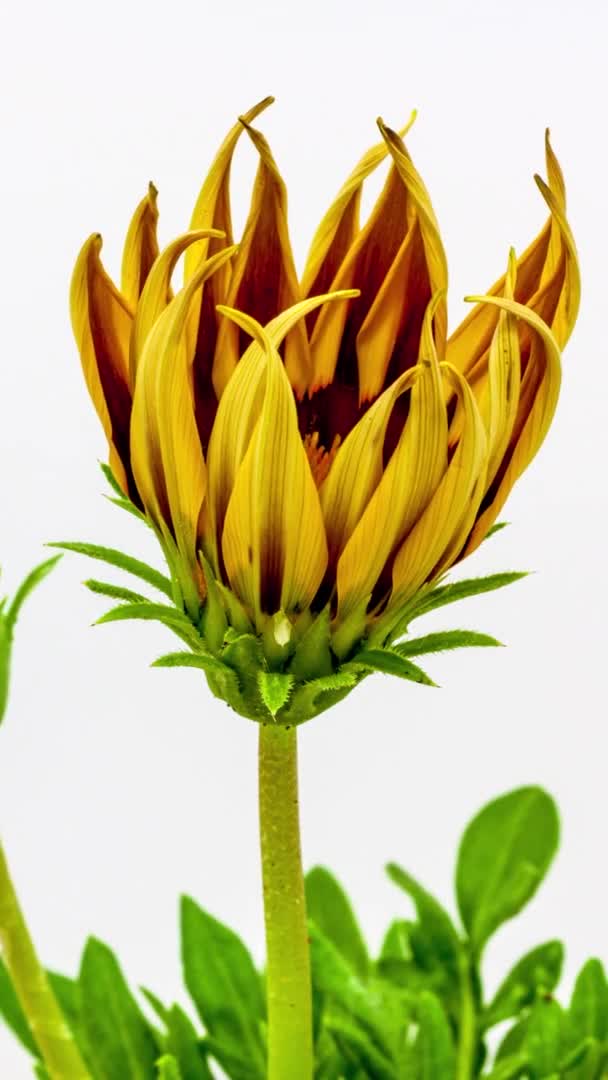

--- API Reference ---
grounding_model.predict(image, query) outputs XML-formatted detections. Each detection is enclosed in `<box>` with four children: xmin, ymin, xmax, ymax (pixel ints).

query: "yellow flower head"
<box><xmin>70</xmin><ymin>100</ymin><xmax>579</xmax><ymax>722</ymax></box>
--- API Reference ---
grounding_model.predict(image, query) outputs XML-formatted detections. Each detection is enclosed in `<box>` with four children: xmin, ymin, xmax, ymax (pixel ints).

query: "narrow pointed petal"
<box><xmin>185</xmin><ymin>96</ymin><xmax>274</xmax><ymax>280</ymax></box>
<box><xmin>461</xmin><ymin>297</ymin><xmax>562</xmax><ymax>556</ymax></box>
<box><xmin>130</xmin><ymin>248</ymin><xmax>236</xmax><ymax>579</ymax></box>
<box><xmin>390</xmin><ymin>364</ymin><xmax>488</xmax><ymax>604</ymax></box>
<box><xmin>205</xmin><ymin>291</ymin><xmax>358</xmax><ymax>571</ymax></box>
<box><xmin>308</xmin><ymin>119</ymin><xmax>447</xmax><ymax>402</ymax></box>
<box><xmin>212</xmin><ymin>122</ymin><xmax>309</xmax><ymax>397</ymax></box>
<box><xmin>336</xmin><ymin>297</ymin><xmax>448</xmax><ymax>619</ymax></box>
<box><xmin>120</xmin><ymin>183</ymin><xmax>160</xmax><ymax>307</ymax></box>
<box><xmin>446</xmin><ymin>134</ymin><xmax>580</xmax><ymax>379</ymax></box>
<box><xmin>219</xmin><ymin>311</ymin><xmax>328</xmax><ymax>619</ymax></box>
<box><xmin>129</xmin><ymin>227</ymin><xmax>225</xmax><ymax>382</ymax></box>
<box><xmin>300</xmin><ymin>111</ymin><xmax>417</xmax><ymax>301</ymax></box>
<box><xmin>70</xmin><ymin>234</ymin><xmax>134</xmax><ymax>494</ymax></box>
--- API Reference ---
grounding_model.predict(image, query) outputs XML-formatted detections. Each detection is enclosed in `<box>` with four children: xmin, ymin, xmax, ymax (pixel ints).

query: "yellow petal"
<box><xmin>129</xmin><ymin>227</ymin><xmax>225</xmax><ymax>383</ymax></box>
<box><xmin>120</xmin><ymin>183</ymin><xmax>160</xmax><ymax>308</ymax></box>
<box><xmin>308</xmin><ymin>119</ymin><xmax>447</xmax><ymax>401</ymax></box>
<box><xmin>70</xmin><ymin>234</ymin><xmax>134</xmax><ymax>494</ymax></box>
<box><xmin>219</xmin><ymin>311</ymin><xmax>328</xmax><ymax>620</ymax></box>
<box><xmin>212</xmin><ymin>121</ymin><xmax>309</xmax><ymax>398</ymax></box>
<box><xmin>185</xmin><ymin>96</ymin><xmax>274</xmax><ymax>280</ymax></box>
<box><xmin>300</xmin><ymin>111</ymin><xmax>417</xmax><ymax>300</ymax></box>
<box><xmin>460</xmin><ymin>296</ymin><xmax>562</xmax><ymax>557</ymax></box>
<box><xmin>336</xmin><ymin>295</ymin><xmax>448</xmax><ymax>620</ymax></box>
<box><xmin>447</xmin><ymin>133</ymin><xmax>580</xmax><ymax>378</ymax></box>
<box><xmin>130</xmin><ymin>247</ymin><xmax>236</xmax><ymax>577</ymax></box>
<box><xmin>205</xmin><ymin>290</ymin><xmax>358</xmax><ymax>572</ymax></box>
<box><xmin>390</xmin><ymin>363</ymin><xmax>488</xmax><ymax>605</ymax></box>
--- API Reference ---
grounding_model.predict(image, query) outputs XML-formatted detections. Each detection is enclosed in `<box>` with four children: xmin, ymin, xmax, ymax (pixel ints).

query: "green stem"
<box><xmin>456</xmin><ymin>950</ymin><xmax>477</xmax><ymax>1080</ymax></box>
<box><xmin>0</xmin><ymin>839</ymin><xmax>91</xmax><ymax>1079</ymax></box>
<box><xmin>258</xmin><ymin>723</ymin><xmax>313</xmax><ymax>1080</ymax></box>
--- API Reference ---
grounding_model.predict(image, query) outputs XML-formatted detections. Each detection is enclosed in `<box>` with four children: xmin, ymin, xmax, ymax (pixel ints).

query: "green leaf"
<box><xmin>494</xmin><ymin>1016</ymin><xmax>529</xmax><ymax>1063</ymax></box>
<box><xmin>385</xmin><ymin>864</ymin><xmax>461</xmax><ymax>992</ymax></box>
<box><xmin>525</xmin><ymin>998</ymin><xmax>564</xmax><ymax>1077</ymax></box>
<box><xmin>140</xmin><ymin>987</ymin><xmax>170</xmax><ymax>1026</ymax></box>
<box><xmin>415</xmin><ymin>991</ymin><xmax>456</xmax><ymax>1080</ymax></box>
<box><xmin>5</xmin><ymin>556</ymin><xmax>61</xmax><ymax>635</ymax></box>
<box><xmin>483</xmin><ymin>1051</ymin><xmax>529</xmax><ymax>1079</ymax></box>
<box><xmin>49</xmin><ymin>541</ymin><xmax>174</xmax><ymax>599</ymax></box>
<box><xmin>393</xmin><ymin>630</ymin><xmax>502</xmax><ymax>657</ymax></box>
<box><xmin>157</xmin><ymin>1055</ymin><xmax>182</xmax><ymax>1080</ymax></box>
<box><xmin>164</xmin><ymin>1004</ymin><xmax>213</xmax><ymax>1080</ymax></box>
<box><xmin>257</xmin><ymin>671</ymin><xmax>294</xmax><ymax>717</ymax></box>
<box><xmin>309</xmin><ymin>924</ymin><xmax>401</xmax><ymax>1059</ymax></box>
<box><xmin>78</xmin><ymin>937</ymin><xmax>158</xmax><ymax>1080</ymax></box>
<box><xmin>47</xmin><ymin>970</ymin><xmax>97</xmax><ymax>1072</ymax></box>
<box><xmin>569</xmin><ymin>958</ymin><xmax>608</xmax><ymax>1041</ymax></box>
<box><xmin>325</xmin><ymin>1014</ymin><xmax>398</xmax><ymax>1080</ymax></box>
<box><xmin>84</xmin><ymin>579</ymin><xmax>149</xmax><ymax>604</ymax></box>
<box><xmin>305</xmin><ymin>867</ymin><xmax>369</xmax><ymax>978</ymax></box>
<box><xmin>180</xmin><ymin>897</ymin><xmax>265</xmax><ymax>1078</ymax></box>
<box><xmin>353</xmin><ymin>649</ymin><xmax>437</xmax><ymax>686</ymax></box>
<box><xmin>455</xmin><ymin>787</ymin><xmax>560</xmax><ymax>953</ymax></box>
<box><xmin>0</xmin><ymin>958</ymin><xmax>38</xmax><ymax>1056</ymax></box>
<box><xmin>483</xmin><ymin>941</ymin><xmax>564</xmax><ymax>1028</ymax></box>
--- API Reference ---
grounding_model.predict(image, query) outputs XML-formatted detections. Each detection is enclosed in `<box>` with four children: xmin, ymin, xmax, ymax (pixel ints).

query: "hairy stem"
<box><xmin>258</xmin><ymin>723</ymin><xmax>313</xmax><ymax>1080</ymax></box>
<box><xmin>0</xmin><ymin>840</ymin><xmax>91</xmax><ymax>1079</ymax></box>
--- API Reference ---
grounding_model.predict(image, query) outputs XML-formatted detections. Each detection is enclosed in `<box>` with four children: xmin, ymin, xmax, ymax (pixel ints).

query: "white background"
<box><xmin>0</xmin><ymin>0</ymin><xmax>606</xmax><ymax>1075</ymax></box>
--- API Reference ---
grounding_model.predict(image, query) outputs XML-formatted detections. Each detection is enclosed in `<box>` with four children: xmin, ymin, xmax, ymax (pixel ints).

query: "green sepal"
<box><xmin>84</xmin><ymin>579</ymin><xmax>149</xmax><ymax>604</ymax></box>
<box><xmin>96</xmin><ymin>602</ymin><xmax>202</xmax><ymax>650</ymax></box>
<box><xmin>152</xmin><ymin>652</ymin><xmax>242</xmax><ymax>705</ymax></box>
<box><xmin>289</xmin><ymin>606</ymin><xmax>333</xmax><ymax>680</ymax></box>
<box><xmin>222</xmin><ymin>634</ymin><xmax>265</xmax><ymax>716</ymax></box>
<box><xmin>198</xmin><ymin>555</ymin><xmax>228</xmax><ymax>655</ymax></box>
<box><xmin>156</xmin><ymin>1055</ymin><xmax>182</xmax><ymax>1080</ymax></box>
<box><xmin>482</xmin><ymin>940</ymin><xmax>564</xmax><ymax>1029</ymax></box>
<box><xmin>393</xmin><ymin>630</ymin><xmax>502</xmax><ymax>657</ymax></box>
<box><xmin>257</xmin><ymin>671</ymin><xmax>294</xmax><ymax>717</ymax></box>
<box><xmin>305</xmin><ymin>867</ymin><xmax>370</xmax><ymax>978</ymax></box>
<box><xmin>484</xmin><ymin>521</ymin><xmax>510</xmax><ymax>539</ymax></box>
<box><xmin>50</xmin><ymin>541</ymin><xmax>174</xmax><ymax>599</ymax></box>
<box><xmin>494</xmin><ymin>1016</ymin><xmax>529</xmax><ymax>1063</ymax></box>
<box><xmin>180</xmin><ymin>897</ymin><xmax>266</xmax><ymax>1078</ymax></box>
<box><xmin>353</xmin><ymin>648</ymin><xmax>437</xmax><ymax>686</ymax></box>
<box><xmin>261</xmin><ymin>611</ymin><xmax>294</xmax><ymax>669</ymax></box>
<box><xmin>331</xmin><ymin>601</ymin><xmax>369</xmax><ymax>661</ymax></box>
<box><xmin>455</xmin><ymin>786</ymin><xmax>560</xmax><ymax>955</ymax></box>
<box><xmin>412</xmin><ymin>571</ymin><xmax>528</xmax><ymax>619</ymax></box>
<box><xmin>279</xmin><ymin>670</ymin><xmax>359</xmax><ymax>725</ymax></box>
<box><xmin>78</xmin><ymin>936</ymin><xmax>158</xmax><ymax>1079</ymax></box>
<box><xmin>216</xmin><ymin>582</ymin><xmax>253</xmax><ymax>634</ymax></box>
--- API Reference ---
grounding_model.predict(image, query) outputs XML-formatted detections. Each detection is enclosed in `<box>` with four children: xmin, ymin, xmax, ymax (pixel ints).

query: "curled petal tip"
<box><xmin>148</xmin><ymin>181</ymin><xmax>158</xmax><ymax>201</ymax></box>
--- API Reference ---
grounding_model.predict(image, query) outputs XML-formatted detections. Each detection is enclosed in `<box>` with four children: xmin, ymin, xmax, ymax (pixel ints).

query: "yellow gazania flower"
<box><xmin>69</xmin><ymin>99</ymin><xmax>579</xmax><ymax>723</ymax></box>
